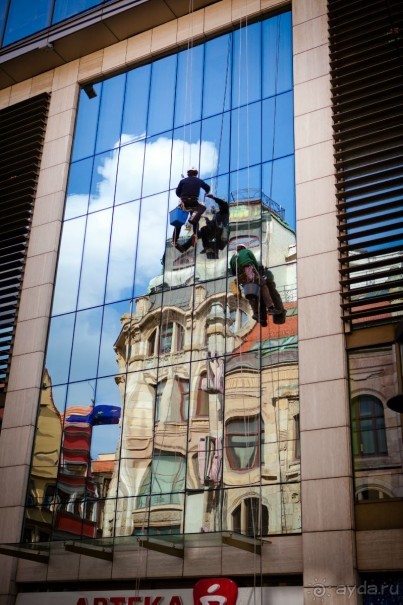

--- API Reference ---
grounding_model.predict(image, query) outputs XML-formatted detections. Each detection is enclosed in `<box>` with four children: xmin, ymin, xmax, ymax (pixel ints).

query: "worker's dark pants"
<box><xmin>199</xmin><ymin>224</ymin><xmax>228</xmax><ymax>257</ymax></box>
<box><xmin>199</xmin><ymin>222</ymin><xmax>217</xmax><ymax>251</ymax></box>
<box><xmin>173</xmin><ymin>196</ymin><xmax>206</xmax><ymax>243</ymax></box>
<box><xmin>238</xmin><ymin>264</ymin><xmax>275</xmax><ymax>320</ymax></box>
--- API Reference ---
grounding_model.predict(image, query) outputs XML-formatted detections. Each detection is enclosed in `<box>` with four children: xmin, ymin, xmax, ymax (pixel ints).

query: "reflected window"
<box><xmin>232</xmin><ymin>497</ymin><xmax>268</xmax><ymax>536</ymax></box>
<box><xmin>82</xmin><ymin>493</ymin><xmax>96</xmax><ymax>521</ymax></box>
<box><xmin>160</xmin><ymin>322</ymin><xmax>173</xmax><ymax>354</ymax></box>
<box><xmin>177</xmin><ymin>378</ymin><xmax>189</xmax><ymax>422</ymax></box>
<box><xmin>176</xmin><ymin>324</ymin><xmax>184</xmax><ymax>351</ymax></box>
<box><xmin>42</xmin><ymin>485</ymin><xmax>59</xmax><ymax>511</ymax></box>
<box><xmin>159</xmin><ymin>322</ymin><xmax>184</xmax><ymax>354</ymax></box>
<box><xmin>196</xmin><ymin>373</ymin><xmax>209</xmax><ymax>417</ymax></box>
<box><xmin>172</xmin><ymin>249</ymin><xmax>195</xmax><ymax>269</ymax></box>
<box><xmin>226</xmin><ymin>416</ymin><xmax>263</xmax><ymax>470</ymax></box>
<box><xmin>55</xmin><ymin>489</ymin><xmax>70</xmax><ymax>512</ymax></box>
<box><xmin>154</xmin><ymin>379</ymin><xmax>167</xmax><ymax>422</ymax></box>
<box><xmin>356</xmin><ymin>488</ymin><xmax>392</xmax><ymax>501</ymax></box>
<box><xmin>229</xmin><ymin>308</ymin><xmax>248</xmax><ymax>333</ymax></box>
<box><xmin>228</xmin><ymin>235</ymin><xmax>260</xmax><ymax>251</ymax></box>
<box><xmin>154</xmin><ymin>377</ymin><xmax>188</xmax><ymax>422</ymax></box>
<box><xmin>133</xmin><ymin>525</ymin><xmax>180</xmax><ymax>536</ymax></box>
<box><xmin>351</xmin><ymin>395</ymin><xmax>387</xmax><ymax>456</ymax></box>
<box><xmin>148</xmin><ymin>329</ymin><xmax>157</xmax><ymax>356</ymax></box>
<box><xmin>136</xmin><ymin>452</ymin><xmax>185</xmax><ymax>508</ymax></box>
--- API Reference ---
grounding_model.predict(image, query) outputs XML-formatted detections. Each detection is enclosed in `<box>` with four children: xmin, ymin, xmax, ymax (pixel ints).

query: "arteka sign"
<box><xmin>16</xmin><ymin>582</ymin><xmax>303</xmax><ymax>605</ymax></box>
<box><xmin>75</xmin><ymin>579</ymin><xmax>237</xmax><ymax>605</ymax></box>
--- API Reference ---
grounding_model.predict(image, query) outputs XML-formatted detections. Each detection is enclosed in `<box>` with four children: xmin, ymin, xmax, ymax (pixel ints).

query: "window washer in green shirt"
<box><xmin>229</xmin><ymin>244</ymin><xmax>282</xmax><ymax>327</ymax></box>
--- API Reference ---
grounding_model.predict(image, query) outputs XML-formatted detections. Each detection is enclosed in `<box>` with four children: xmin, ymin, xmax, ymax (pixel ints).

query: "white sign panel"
<box><xmin>16</xmin><ymin>587</ymin><xmax>303</xmax><ymax>605</ymax></box>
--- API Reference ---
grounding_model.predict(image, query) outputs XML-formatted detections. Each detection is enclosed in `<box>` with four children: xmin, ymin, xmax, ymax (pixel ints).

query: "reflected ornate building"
<box><xmin>349</xmin><ymin>346</ymin><xmax>403</xmax><ymax>500</ymax></box>
<box><xmin>24</xmin><ymin>370</ymin><xmax>62</xmax><ymax>542</ymax></box>
<box><xmin>105</xmin><ymin>196</ymin><xmax>300</xmax><ymax>538</ymax></box>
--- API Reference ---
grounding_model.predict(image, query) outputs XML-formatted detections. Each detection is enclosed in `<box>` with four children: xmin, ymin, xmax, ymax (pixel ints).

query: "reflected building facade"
<box><xmin>0</xmin><ymin>1</ymin><xmax>402</xmax><ymax>604</ymax></box>
<box><xmin>103</xmin><ymin>198</ymin><xmax>299</xmax><ymax>539</ymax></box>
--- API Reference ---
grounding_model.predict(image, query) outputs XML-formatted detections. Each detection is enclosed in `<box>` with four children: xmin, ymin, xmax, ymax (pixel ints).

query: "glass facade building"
<box><xmin>24</xmin><ymin>11</ymin><xmax>300</xmax><ymax>543</ymax></box>
<box><xmin>0</xmin><ymin>0</ymin><xmax>402</xmax><ymax>603</ymax></box>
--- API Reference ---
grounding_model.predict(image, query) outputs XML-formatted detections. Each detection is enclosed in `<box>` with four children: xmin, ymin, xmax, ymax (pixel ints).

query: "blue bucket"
<box><xmin>170</xmin><ymin>207</ymin><xmax>188</xmax><ymax>228</ymax></box>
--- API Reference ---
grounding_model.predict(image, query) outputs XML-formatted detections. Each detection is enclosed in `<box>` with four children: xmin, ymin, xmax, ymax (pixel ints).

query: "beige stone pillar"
<box><xmin>293</xmin><ymin>1</ymin><xmax>359</xmax><ymax>603</ymax></box>
<box><xmin>0</xmin><ymin>69</ymin><xmax>78</xmax><ymax>599</ymax></box>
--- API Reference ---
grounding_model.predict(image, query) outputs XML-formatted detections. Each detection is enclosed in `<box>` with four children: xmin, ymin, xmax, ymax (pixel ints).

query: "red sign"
<box><xmin>193</xmin><ymin>579</ymin><xmax>238</xmax><ymax>605</ymax></box>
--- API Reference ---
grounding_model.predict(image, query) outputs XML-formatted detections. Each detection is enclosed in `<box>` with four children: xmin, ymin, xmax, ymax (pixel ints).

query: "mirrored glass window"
<box><xmin>122</xmin><ymin>65</ymin><xmax>151</xmax><ymax>143</ymax></box>
<box><xmin>3</xmin><ymin>0</ymin><xmax>52</xmax><ymax>45</ymax></box>
<box><xmin>148</xmin><ymin>55</ymin><xmax>177</xmax><ymax>137</ymax></box>
<box><xmin>71</xmin><ymin>84</ymin><xmax>102</xmax><ymax>162</ymax></box>
<box><xmin>52</xmin><ymin>0</ymin><xmax>102</xmax><ymax>24</ymax></box>
<box><xmin>25</xmin><ymin>10</ymin><xmax>299</xmax><ymax>543</ymax></box>
<box><xmin>95</xmin><ymin>74</ymin><xmax>126</xmax><ymax>155</ymax></box>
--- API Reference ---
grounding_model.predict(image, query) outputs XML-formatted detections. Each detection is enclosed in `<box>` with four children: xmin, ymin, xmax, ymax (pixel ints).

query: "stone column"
<box><xmin>293</xmin><ymin>1</ymin><xmax>359</xmax><ymax>603</ymax></box>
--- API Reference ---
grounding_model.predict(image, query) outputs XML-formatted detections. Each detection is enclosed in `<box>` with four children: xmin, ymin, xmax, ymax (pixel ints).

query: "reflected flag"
<box><xmin>91</xmin><ymin>404</ymin><xmax>121</xmax><ymax>425</ymax></box>
<box><xmin>65</xmin><ymin>405</ymin><xmax>121</xmax><ymax>425</ymax></box>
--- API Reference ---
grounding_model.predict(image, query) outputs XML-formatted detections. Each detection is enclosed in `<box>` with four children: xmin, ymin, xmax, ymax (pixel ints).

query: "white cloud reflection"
<box><xmin>53</xmin><ymin>135</ymin><xmax>218</xmax><ymax>316</ymax></box>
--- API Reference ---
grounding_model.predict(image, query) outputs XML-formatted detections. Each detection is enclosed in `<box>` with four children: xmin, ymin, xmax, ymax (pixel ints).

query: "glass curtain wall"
<box><xmin>1</xmin><ymin>0</ymin><xmax>111</xmax><ymax>47</ymax></box>
<box><xmin>23</xmin><ymin>11</ymin><xmax>300</xmax><ymax>543</ymax></box>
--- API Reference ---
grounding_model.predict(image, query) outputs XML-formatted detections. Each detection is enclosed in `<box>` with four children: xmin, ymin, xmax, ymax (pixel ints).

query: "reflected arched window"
<box><xmin>148</xmin><ymin>322</ymin><xmax>185</xmax><ymax>357</ymax></box>
<box><xmin>226</xmin><ymin>416</ymin><xmax>263</xmax><ymax>470</ymax></box>
<box><xmin>232</xmin><ymin>497</ymin><xmax>268</xmax><ymax>536</ymax></box>
<box><xmin>351</xmin><ymin>395</ymin><xmax>387</xmax><ymax>456</ymax></box>
<box><xmin>356</xmin><ymin>487</ymin><xmax>392</xmax><ymax>501</ymax></box>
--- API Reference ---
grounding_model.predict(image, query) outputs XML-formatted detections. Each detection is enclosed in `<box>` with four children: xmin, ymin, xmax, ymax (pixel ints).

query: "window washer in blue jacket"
<box><xmin>173</xmin><ymin>168</ymin><xmax>210</xmax><ymax>251</ymax></box>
